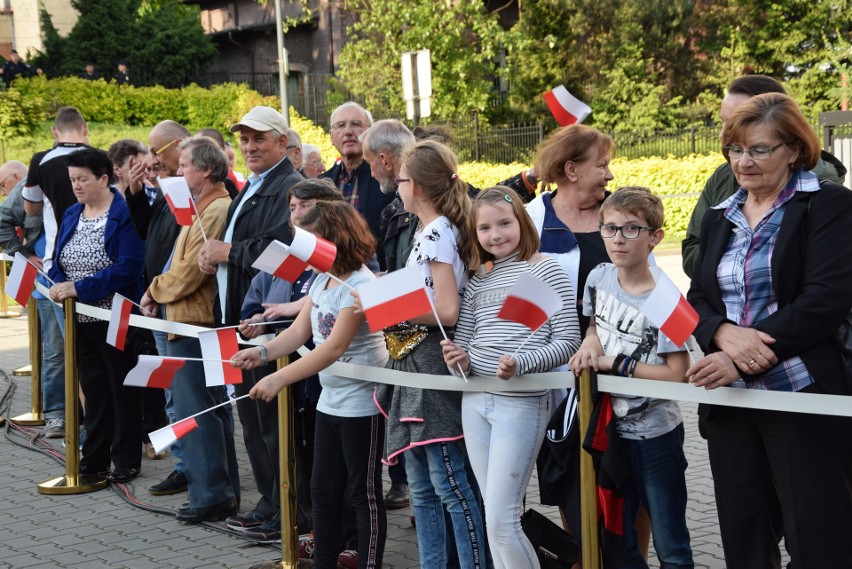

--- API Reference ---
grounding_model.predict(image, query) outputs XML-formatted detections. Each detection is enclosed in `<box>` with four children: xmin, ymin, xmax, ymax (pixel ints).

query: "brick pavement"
<box><xmin>0</xmin><ymin>254</ymin><xmax>772</xmax><ymax>568</ymax></box>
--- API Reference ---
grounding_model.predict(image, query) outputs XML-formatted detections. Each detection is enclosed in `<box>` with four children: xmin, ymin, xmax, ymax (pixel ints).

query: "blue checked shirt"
<box><xmin>713</xmin><ymin>171</ymin><xmax>820</xmax><ymax>392</ymax></box>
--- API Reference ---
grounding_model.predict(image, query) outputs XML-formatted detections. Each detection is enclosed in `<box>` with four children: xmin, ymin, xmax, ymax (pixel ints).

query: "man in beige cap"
<box><xmin>198</xmin><ymin>105</ymin><xmax>303</xmax><ymax>540</ymax></box>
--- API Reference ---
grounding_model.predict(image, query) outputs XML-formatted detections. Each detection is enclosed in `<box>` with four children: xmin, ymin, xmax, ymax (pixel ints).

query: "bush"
<box><xmin>0</xmin><ymin>89</ymin><xmax>43</xmax><ymax>139</ymax></box>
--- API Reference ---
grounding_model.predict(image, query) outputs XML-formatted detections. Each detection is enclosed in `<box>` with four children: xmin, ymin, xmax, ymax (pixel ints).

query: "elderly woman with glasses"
<box><xmin>687</xmin><ymin>92</ymin><xmax>852</xmax><ymax>568</ymax></box>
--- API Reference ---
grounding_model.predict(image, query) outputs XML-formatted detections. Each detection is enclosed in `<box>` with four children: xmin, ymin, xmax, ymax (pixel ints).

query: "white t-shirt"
<box><xmin>406</xmin><ymin>215</ymin><xmax>468</xmax><ymax>302</ymax></box>
<box><xmin>310</xmin><ymin>267</ymin><xmax>389</xmax><ymax>417</ymax></box>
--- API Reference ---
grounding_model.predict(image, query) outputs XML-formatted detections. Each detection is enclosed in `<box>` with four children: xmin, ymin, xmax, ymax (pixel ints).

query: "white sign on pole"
<box><xmin>401</xmin><ymin>49</ymin><xmax>432</xmax><ymax>121</ymax></box>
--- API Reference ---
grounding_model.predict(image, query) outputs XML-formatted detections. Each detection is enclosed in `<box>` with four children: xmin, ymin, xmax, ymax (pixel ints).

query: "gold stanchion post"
<box><xmin>251</xmin><ymin>354</ymin><xmax>308</xmax><ymax>569</ymax></box>
<box><xmin>11</xmin><ymin>297</ymin><xmax>44</xmax><ymax>425</ymax></box>
<box><xmin>578</xmin><ymin>369</ymin><xmax>602</xmax><ymax>569</ymax></box>
<box><xmin>37</xmin><ymin>298</ymin><xmax>108</xmax><ymax>494</ymax></box>
<box><xmin>0</xmin><ymin>255</ymin><xmax>22</xmax><ymax>318</ymax></box>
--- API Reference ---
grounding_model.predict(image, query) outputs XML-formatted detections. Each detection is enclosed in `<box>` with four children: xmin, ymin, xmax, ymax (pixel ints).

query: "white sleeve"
<box><xmin>21</xmin><ymin>184</ymin><xmax>44</xmax><ymax>203</ymax></box>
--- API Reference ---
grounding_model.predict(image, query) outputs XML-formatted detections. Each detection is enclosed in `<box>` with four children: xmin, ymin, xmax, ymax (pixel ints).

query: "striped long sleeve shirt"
<box><xmin>454</xmin><ymin>254</ymin><xmax>582</xmax><ymax>394</ymax></box>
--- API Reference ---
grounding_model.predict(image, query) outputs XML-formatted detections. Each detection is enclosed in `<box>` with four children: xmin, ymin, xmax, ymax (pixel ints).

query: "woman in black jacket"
<box><xmin>686</xmin><ymin>92</ymin><xmax>852</xmax><ymax>568</ymax></box>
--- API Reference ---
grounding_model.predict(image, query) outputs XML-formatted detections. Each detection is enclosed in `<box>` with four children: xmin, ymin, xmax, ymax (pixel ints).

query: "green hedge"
<box><xmin>0</xmin><ymin>77</ymin><xmax>275</xmax><ymax>138</ymax></box>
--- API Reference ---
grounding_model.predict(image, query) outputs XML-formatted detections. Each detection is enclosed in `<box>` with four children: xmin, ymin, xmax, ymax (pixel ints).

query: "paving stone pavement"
<box><xmin>0</xmin><ymin>254</ymin><xmax>785</xmax><ymax>568</ymax></box>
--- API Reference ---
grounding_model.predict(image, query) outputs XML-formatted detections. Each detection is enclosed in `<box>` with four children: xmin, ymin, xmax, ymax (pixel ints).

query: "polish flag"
<box><xmin>289</xmin><ymin>226</ymin><xmax>337</xmax><ymax>273</ymax></box>
<box><xmin>148</xmin><ymin>417</ymin><xmax>198</xmax><ymax>454</ymax></box>
<box><xmin>640</xmin><ymin>268</ymin><xmax>699</xmax><ymax>347</ymax></box>
<box><xmin>158</xmin><ymin>176</ymin><xmax>196</xmax><ymax>226</ymax></box>
<box><xmin>252</xmin><ymin>240</ymin><xmax>309</xmax><ymax>282</ymax></box>
<box><xmin>198</xmin><ymin>328</ymin><xmax>243</xmax><ymax>387</ymax></box>
<box><xmin>5</xmin><ymin>252</ymin><xmax>37</xmax><ymax>306</ymax></box>
<box><xmin>106</xmin><ymin>293</ymin><xmax>132</xmax><ymax>350</ymax></box>
<box><xmin>497</xmin><ymin>273</ymin><xmax>563</xmax><ymax>331</ymax></box>
<box><xmin>543</xmin><ymin>85</ymin><xmax>592</xmax><ymax>126</ymax></box>
<box><xmin>124</xmin><ymin>355</ymin><xmax>186</xmax><ymax>388</ymax></box>
<box><xmin>358</xmin><ymin>266</ymin><xmax>432</xmax><ymax>333</ymax></box>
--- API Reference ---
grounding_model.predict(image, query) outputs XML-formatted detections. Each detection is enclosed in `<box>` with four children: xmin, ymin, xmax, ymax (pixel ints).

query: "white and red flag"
<box><xmin>124</xmin><ymin>355</ymin><xmax>186</xmax><ymax>388</ymax></box>
<box><xmin>289</xmin><ymin>226</ymin><xmax>337</xmax><ymax>273</ymax></box>
<box><xmin>640</xmin><ymin>268</ymin><xmax>698</xmax><ymax>348</ymax></box>
<box><xmin>158</xmin><ymin>176</ymin><xmax>196</xmax><ymax>226</ymax></box>
<box><xmin>148</xmin><ymin>417</ymin><xmax>198</xmax><ymax>454</ymax></box>
<box><xmin>252</xmin><ymin>240</ymin><xmax>309</xmax><ymax>282</ymax></box>
<box><xmin>198</xmin><ymin>328</ymin><xmax>243</xmax><ymax>387</ymax></box>
<box><xmin>5</xmin><ymin>252</ymin><xmax>37</xmax><ymax>307</ymax></box>
<box><xmin>358</xmin><ymin>266</ymin><xmax>432</xmax><ymax>333</ymax></box>
<box><xmin>497</xmin><ymin>273</ymin><xmax>563</xmax><ymax>331</ymax></box>
<box><xmin>106</xmin><ymin>293</ymin><xmax>132</xmax><ymax>350</ymax></box>
<box><xmin>543</xmin><ymin>85</ymin><xmax>592</xmax><ymax>126</ymax></box>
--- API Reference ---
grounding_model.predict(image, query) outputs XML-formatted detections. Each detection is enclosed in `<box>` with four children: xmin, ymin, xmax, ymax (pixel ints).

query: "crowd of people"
<box><xmin>0</xmin><ymin>50</ymin><xmax>131</xmax><ymax>87</ymax></box>
<box><xmin>1</xmin><ymin>72</ymin><xmax>851</xmax><ymax>569</ymax></box>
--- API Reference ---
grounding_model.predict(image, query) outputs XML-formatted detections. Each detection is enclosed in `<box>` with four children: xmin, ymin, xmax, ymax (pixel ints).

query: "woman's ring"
<box><xmin>748</xmin><ymin>359</ymin><xmax>756</xmax><ymax>367</ymax></box>
<box><xmin>756</xmin><ymin>353</ymin><xmax>764</xmax><ymax>360</ymax></box>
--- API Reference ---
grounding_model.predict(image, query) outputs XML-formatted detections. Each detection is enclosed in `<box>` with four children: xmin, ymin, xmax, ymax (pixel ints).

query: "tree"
<box><xmin>131</xmin><ymin>0</ymin><xmax>218</xmax><ymax>88</ymax></box>
<box><xmin>32</xmin><ymin>0</ymin><xmax>216</xmax><ymax>87</ymax></box>
<box><xmin>336</xmin><ymin>0</ymin><xmax>505</xmax><ymax>121</ymax></box>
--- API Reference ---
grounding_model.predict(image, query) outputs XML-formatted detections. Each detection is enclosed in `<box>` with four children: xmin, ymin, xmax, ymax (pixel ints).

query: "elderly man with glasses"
<box><xmin>321</xmin><ymin>102</ymin><xmax>395</xmax><ymax>270</ymax></box>
<box><xmin>119</xmin><ymin>119</ymin><xmax>192</xmax><ymax>496</ymax></box>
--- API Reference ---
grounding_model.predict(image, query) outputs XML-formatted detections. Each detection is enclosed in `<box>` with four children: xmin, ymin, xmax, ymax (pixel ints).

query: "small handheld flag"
<box><xmin>497</xmin><ymin>273</ymin><xmax>563</xmax><ymax>331</ymax></box>
<box><xmin>253</xmin><ymin>240</ymin><xmax>309</xmax><ymax>282</ymax></box>
<box><xmin>639</xmin><ymin>268</ymin><xmax>698</xmax><ymax>347</ymax></box>
<box><xmin>198</xmin><ymin>328</ymin><xmax>243</xmax><ymax>386</ymax></box>
<box><xmin>543</xmin><ymin>85</ymin><xmax>592</xmax><ymax>126</ymax></box>
<box><xmin>149</xmin><ymin>417</ymin><xmax>198</xmax><ymax>454</ymax></box>
<box><xmin>158</xmin><ymin>176</ymin><xmax>196</xmax><ymax>226</ymax></box>
<box><xmin>5</xmin><ymin>252</ymin><xmax>37</xmax><ymax>306</ymax></box>
<box><xmin>358</xmin><ymin>266</ymin><xmax>432</xmax><ymax>333</ymax></box>
<box><xmin>124</xmin><ymin>355</ymin><xmax>187</xmax><ymax>388</ymax></box>
<box><xmin>106</xmin><ymin>293</ymin><xmax>132</xmax><ymax>350</ymax></box>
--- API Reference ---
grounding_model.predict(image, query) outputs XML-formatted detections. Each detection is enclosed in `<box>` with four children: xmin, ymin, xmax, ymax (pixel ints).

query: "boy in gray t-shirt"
<box><xmin>569</xmin><ymin>187</ymin><xmax>694</xmax><ymax>568</ymax></box>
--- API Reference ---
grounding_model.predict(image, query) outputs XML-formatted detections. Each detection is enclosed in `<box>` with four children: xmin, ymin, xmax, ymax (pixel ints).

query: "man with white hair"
<box><xmin>301</xmin><ymin>144</ymin><xmax>324</xmax><ymax>178</ymax></box>
<box><xmin>321</xmin><ymin>102</ymin><xmax>395</xmax><ymax>270</ymax></box>
<box><xmin>286</xmin><ymin>128</ymin><xmax>303</xmax><ymax>174</ymax></box>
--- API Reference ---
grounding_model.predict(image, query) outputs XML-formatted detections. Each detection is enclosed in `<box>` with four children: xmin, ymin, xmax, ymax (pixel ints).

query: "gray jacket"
<box><xmin>0</xmin><ymin>179</ymin><xmax>43</xmax><ymax>257</ymax></box>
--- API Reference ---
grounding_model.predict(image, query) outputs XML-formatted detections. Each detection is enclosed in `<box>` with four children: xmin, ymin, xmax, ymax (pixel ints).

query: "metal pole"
<box><xmin>578</xmin><ymin>369</ymin><xmax>602</xmax><ymax>568</ymax></box>
<box><xmin>274</xmin><ymin>0</ymin><xmax>289</xmax><ymax>123</ymax></box>
<box><xmin>38</xmin><ymin>298</ymin><xmax>108</xmax><ymax>494</ymax></box>
<box><xmin>277</xmin><ymin>355</ymin><xmax>300</xmax><ymax>568</ymax></box>
<box><xmin>11</xmin><ymin>296</ymin><xmax>43</xmax><ymax>425</ymax></box>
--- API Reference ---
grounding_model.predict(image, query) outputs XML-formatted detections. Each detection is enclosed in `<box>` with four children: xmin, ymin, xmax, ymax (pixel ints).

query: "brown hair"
<box><xmin>299</xmin><ymin>201</ymin><xmax>375</xmax><ymax>276</ymax></box>
<box><xmin>401</xmin><ymin>140</ymin><xmax>471</xmax><ymax>266</ymax></box>
<box><xmin>108</xmin><ymin>138</ymin><xmax>146</xmax><ymax>168</ymax></box>
<box><xmin>721</xmin><ymin>92</ymin><xmax>820</xmax><ymax>171</ymax></box>
<box><xmin>534</xmin><ymin>125</ymin><xmax>615</xmax><ymax>185</ymax></box>
<box><xmin>599</xmin><ymin>186</ymin><xmax>664</xmax><ymax>230</ymax></box>
<box><xmin>468</xmin><ymin>186</ymin><xmax>540</xmax><ymax>269</ymax></box>
<box><xmin>54</xmin><ymin>106</ymin><xmax>87</xmax><ymax>133</ymax></box>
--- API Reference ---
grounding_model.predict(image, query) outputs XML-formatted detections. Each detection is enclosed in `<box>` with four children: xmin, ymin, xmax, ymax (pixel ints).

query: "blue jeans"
<box><xmin>167</xmin><ymin>337</ymin><xmax>239</xmax><ymax>508</ymax></box>
<box><xmin>621</xmin><ymin>423</ymin><xmax>693</xmax><ymax>569</ymax></box>
<box><xmin>405</xmin><ymin>442</ymin><xmax>486</xmax><ymax>569</ymax></box>
<box><xmin>153</xmin><ymin>329</ymin><xmax>183</xmax><ymax>472</ymax></box>
<box><xmin>36</xmin><ymin>298</ymin><xmax>65</xmax><ymax>419</ymax></box>
<box><xmin>463</xmin><ymin>392</ymin><xmax>549</xmax><ymax>569</ymax></box>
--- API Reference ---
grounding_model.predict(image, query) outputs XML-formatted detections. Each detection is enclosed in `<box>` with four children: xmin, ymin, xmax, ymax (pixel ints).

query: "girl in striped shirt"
<box><xmin>442</xmin><ymin>187</ymin><xmax>581</xmax><ymax>569</ymax></box>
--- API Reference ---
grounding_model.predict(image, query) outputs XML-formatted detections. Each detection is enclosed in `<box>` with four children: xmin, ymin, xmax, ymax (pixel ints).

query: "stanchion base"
<box><xmin>37</xmin><ymin>474</ymin><xmax>109</xmax><ymax>495</ymax></box>
<box><xmin>12</xmin><ymin>365</ymin><xmax>31</xmax><ymax>376</ymax></box>
<box><xmin>0</xmin><ymin>310</ymin><xmax>21</xmax><ymax>318</ymax></box>
<box><xmin>10</xmin><ymin>412</ymin><xmax>44</xmax><ymax>426</ymax></box>
<box><xmin>248</xmin><ymin>560</ymin><xmax>312</xmax><ymax>569</ymax></box>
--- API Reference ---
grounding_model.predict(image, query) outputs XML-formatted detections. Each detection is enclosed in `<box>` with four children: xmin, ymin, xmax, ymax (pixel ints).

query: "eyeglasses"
<box><xmin>151</xmin><ymin>138</ymin><xmax>179</xmax><ymax>157</ymax></box>
<box><xmin>330</xmin><ymin>120</ymin><xmax>368</xmax><ymax>132</ymax></box>
<box><xmin>286</xmin><ymin>145</ymin><xmax>298</xmax><ymax>150</ymax></box>
<box><xmin>306</xmin><ymin>161</ymin><xmax>325</xmax><ymax>169</ymax></box>
<box><xmin>393</xmin><ymin>178</ymin><xmax>411</xmax><ymax>185</ymax></box>
<box><xmin>599</xmin><ymin>224</ymin><xmax>655</xmax><ymax>240</ymax></box>
<box><xmin>0</xmin><ymin>173</ymin><xmax>17</xmax><ymax>189</ymax></box>
<box><xmin>724</xmin><ymin>143</ymin><xmax>785</xmax><ymax>161</ymax></box>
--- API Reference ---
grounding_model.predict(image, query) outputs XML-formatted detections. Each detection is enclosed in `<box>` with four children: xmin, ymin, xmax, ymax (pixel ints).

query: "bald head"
<box><xmin>0</xmin><ymin>160</ymin><xmax>28</xmax><ymax>196</ymax></box>
<box><xmin>149</xmin><ymin>120</ymin><xmax>191</xmax><ymax>177</ymax></box>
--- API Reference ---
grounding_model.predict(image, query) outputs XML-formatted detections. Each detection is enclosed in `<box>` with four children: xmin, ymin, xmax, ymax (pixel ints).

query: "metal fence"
<box><xmin>820</xmin><ymin>110</ymin><xmax>852</xmax><ymax>189</ymax></box>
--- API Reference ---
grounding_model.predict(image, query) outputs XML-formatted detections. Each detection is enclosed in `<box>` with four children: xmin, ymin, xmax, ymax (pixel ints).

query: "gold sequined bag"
<box><xmin>384</xmin><ymin>322</ymin><xmax>429</xmax><ymax>361</ymax></box>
